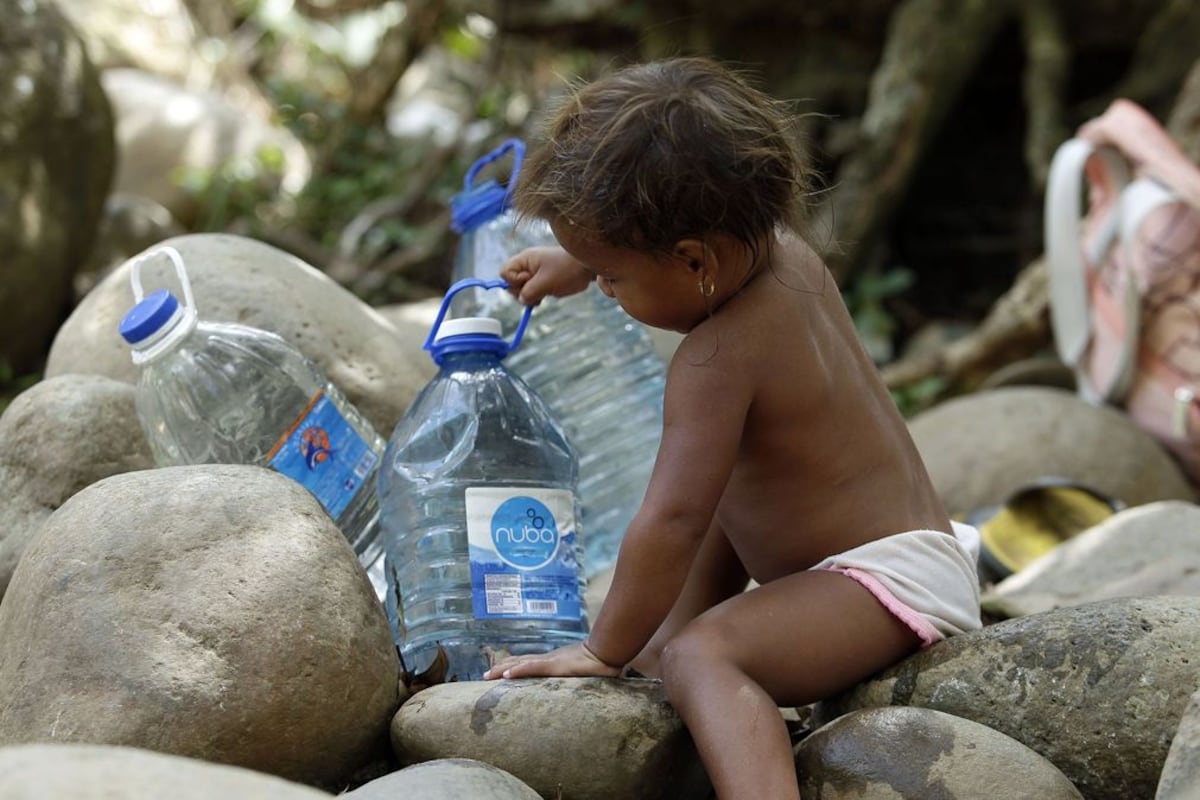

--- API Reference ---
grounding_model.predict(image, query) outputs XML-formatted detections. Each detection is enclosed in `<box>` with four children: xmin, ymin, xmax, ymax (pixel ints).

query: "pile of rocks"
<box><xmin>2</xmin><ymin>233</ymin><xmax>1200</xmax><ymax>798</ymax></box>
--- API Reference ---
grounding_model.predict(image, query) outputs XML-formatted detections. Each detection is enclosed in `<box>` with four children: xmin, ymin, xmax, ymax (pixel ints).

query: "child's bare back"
<box><xmin>691</xmin><ymin>232</ymin><xmax>953</xmax><ymax>583</ymax></box>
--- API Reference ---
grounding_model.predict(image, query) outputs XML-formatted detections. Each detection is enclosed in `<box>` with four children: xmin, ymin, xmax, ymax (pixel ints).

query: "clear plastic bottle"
<box><xmin>450</xmin><ymin>139</ymin><xmax>667</xmax><ymax>577</ymax></box>
<box><xmin>378</xmin><ymin>278</ymin><xmax>589</xmax><ymax>680</ymax></box>
<box><xmin>117</xmin><ymin>246</ymin><xmax>388</xmax><ymax>599</ymax></box>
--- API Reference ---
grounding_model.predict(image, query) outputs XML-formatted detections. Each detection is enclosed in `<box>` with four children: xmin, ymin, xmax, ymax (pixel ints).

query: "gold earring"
<box><xmin>699</xmin><ymin>277</ymin><xmax>715</xmax><ymax>298</ymax></box>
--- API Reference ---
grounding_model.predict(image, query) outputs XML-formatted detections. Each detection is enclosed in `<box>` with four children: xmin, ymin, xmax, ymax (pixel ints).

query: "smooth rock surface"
<box><xmin>817</xmin><ymin>596</ymin><xmax>1200</xmax><ymax>800</ymax></box>
<box><xmin>1158</xmin><ymin>688</ymin><xmax>1200</xmax><ymax>800</ymax></box>
<box><xmin>908</xmin><ymin>386</ymin><xmax>1195</xmax><ymax>517</ymax></box>
<box><xmin>0</xmin><ymin>743</ymin><xmax>333</xmax><ymax>799</ymax></box>
<box><xmin>796</xmin><ymin>706</ymin><xmax>1082</xmax><ymax>798</ymax></box>
<box><xmin>344</xmin><ymin>758</ymin><xmax>541</xmax><ymax>799</ymax></box>
<box><xmin>0</xmin><ymin>374</ymin><xmax>153</xmax><ymax>598</ymax></box>
<box><xmin>0</xmin><ymin>465</ymin><xmax>400</xmax><ymax>790</ymax></box>
<box><xmin>391</xmin><ymin>678</ymin><xmax>711</xmax><ymax>800</ymax></box>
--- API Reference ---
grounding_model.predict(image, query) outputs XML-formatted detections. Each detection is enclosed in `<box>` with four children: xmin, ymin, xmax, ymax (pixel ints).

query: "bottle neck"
<box><xmin>438</xmin><ymin>348</ymin><xmax>506</xmax><ymax>371</ymax></box>
<box><xmin>130</xmin><ymin>308</ymin><xmax>199</xmax><ymax>365</ymax></box>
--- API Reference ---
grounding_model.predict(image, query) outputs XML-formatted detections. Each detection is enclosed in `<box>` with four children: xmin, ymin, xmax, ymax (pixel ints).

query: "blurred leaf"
<box><xmin>443</xmin><ymin>24</ymin><xmax>484</xmax><ymax>60</ymax></box>
<box><xmin>846</xmin><ymin>263</ymin><xmax>915</xmax><ymax>364</ymax></box>
<box><xmin>0</xmin><ymin>361</ymin><xmax>40</xmax><ymax>416</ymax></box>
<box><xmin>891</xmin><ymin>375</ymin><xmax>949</xmax><ymax>417</ymax></box>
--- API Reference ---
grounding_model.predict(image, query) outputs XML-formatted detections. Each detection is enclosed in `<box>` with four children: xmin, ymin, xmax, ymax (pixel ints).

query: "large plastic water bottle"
<box><xmin>378</xmin><ymin>278</ymin><xmax>589</xmax><ymax>681</ymax></box>
<box><xmin>117</xmin><ymin>246</ymin><xmax>388</xmax><ymax>598</ymax></box>
<box><xmin>450</xmin><ymin>139</ymin><xmax>667</xmax><ymax>577</ymax></box>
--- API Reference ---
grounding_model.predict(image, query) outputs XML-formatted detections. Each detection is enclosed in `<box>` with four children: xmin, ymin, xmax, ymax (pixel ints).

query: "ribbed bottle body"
<box><xmin>135</xmin><ymin>320</ymin><xmax>387</xmax><ymax>594</ymax></box>
<box><xmin>379</xmin><ymin>350</ymin><xmax>588</xmax><ymax>680</ymax></box>
<box><xmin>452</xmin><ymin>214</ymin><xmax>666</xmax><ymax>576</ymax></box>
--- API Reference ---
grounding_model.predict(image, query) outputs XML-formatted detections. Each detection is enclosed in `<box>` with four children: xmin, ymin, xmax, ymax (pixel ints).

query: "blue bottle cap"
<box><xmin>449</xmin><ymin>139</ymin><xmax>526</xmax><ymax>234</ymax></box>
<box><xmin>450</xmin><ymin>179</ymin><xmax>510</xmax><ymax>234</ymax></box>
<box><xmin>119</xmin><ymin>288</ymin><xmax>180</xmax><ymax>344</ymax></box>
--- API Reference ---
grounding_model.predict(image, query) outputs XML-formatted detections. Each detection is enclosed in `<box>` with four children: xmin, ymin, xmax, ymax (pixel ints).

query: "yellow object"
<box><xmin>979</xmin><ymin>485</ymin><xmax>1118</xmax><ymax>575</ymax></box>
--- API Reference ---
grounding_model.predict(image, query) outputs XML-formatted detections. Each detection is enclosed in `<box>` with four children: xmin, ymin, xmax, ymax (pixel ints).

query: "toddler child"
<box><xmin>482</xmin><ymin>56</ymin><xmax>981</xmax><ymax>800</ymax></box>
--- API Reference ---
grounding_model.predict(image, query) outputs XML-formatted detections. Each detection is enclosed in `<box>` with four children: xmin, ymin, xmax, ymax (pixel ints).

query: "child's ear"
<box><xmin>672</xmin><ymin>239</ymin><xmax>709</xmax><ymax>273</ymax></box>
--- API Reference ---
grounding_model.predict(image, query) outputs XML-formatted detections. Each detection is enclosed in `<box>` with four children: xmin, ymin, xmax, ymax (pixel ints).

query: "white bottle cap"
<box><xmin>434</xmin><ymin>317</ymin><xmax>503</xmax><ymax>342</ymax></box>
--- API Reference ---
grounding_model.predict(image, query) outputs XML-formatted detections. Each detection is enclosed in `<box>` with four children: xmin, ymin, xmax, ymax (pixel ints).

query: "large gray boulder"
<box><xmin>99</xmin><ymin>69</ymin><xmax>310</xmax><ymax>227</ymax></box>
<box><xmin>391</xmin><ymin>678</ymin><xmax>711</xmax><ymax>800</ymax></box>
<box><xmin>909</xmin><ymin>386</ymin><xmax>1195</xmax><ymax>517</ymax></box>
<box><xmin>1158</xmin><ymin>688</ymin><xmax>1200</xmax><ymax>799</ymax></box>
<box><xmin>0</xmin><ymin>374</ymin><xmax>153</xmax><ymax>598</ymax></box>
<box><xmin>817</xmin><ymin>597</ymin><xmax>1200</xmax><ymax>800</ymax></box>
<box><xmin>0</xmin><ymin>0</ymin><xmax>114</xmax><ymax>373</ymax></box>
<box><xmin>0</xmin><ymin>743</ymin><xmax>333</xmax><ymax>800</ymax></box>
<box><xmin>345</xmin><ymin>758</ymin><xmax>541</xmax><ymax>800</ymax></box>
<box><xmin>797</xmin><ymin>706</ymin><xmax>1082</xmax><ymax>798</ymax></box>
<box><xmin>45</xmin><ymin>233</ymin><xmax>436</xmax><ymax>436</ymax></box>
<box><xmin>982</xmin><ymin>501</ymin><xmax>1200</xmax><ymax>619</ymax></box>
<box><xmin>0</xmin><ymin>465</ymin><xmax>400</xmax><ymax>790</ymax></box>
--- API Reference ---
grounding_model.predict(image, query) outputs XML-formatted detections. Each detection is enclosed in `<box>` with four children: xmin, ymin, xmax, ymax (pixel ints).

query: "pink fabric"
<box><xmin>829</xmin><ymin>567</ymin><xmax>945</xmax><ymax>647</ymax></box>
<box><xmin>810</xmin><ymin>525</ymin><xmax>982</xmax><ymax>644</ymax></box>
<box><xmin>1079</xmin><ymin>99</ymin><xmax>1200</xmax><ymax>209</ymax></box>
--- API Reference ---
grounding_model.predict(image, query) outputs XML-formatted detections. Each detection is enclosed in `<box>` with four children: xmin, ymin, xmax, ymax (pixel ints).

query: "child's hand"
<box><xmin>500</xmin><ymin>247</ymin><xmax>593</xmax><ymax>306</ymax></box>
<box><xmin>482</xmin><ymin>642</ymin><xmax>622</xmax><ymax>680</ymax></box>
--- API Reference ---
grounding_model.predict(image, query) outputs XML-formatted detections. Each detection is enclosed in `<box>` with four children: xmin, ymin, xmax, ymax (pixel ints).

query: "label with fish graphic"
<box><xmin>267</xmin><ymin>391</ymin><xmax>377</xmax><ymax>519</ymax></box>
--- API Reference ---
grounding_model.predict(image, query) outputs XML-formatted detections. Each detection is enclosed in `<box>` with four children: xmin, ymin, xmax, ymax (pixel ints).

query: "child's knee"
<box><xmin>658</xmin><ymin>624</ymin><xmax>728</xmax><ymax>693</ymax></box>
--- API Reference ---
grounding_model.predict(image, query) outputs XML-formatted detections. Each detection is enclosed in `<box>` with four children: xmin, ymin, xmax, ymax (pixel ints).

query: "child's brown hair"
<box><xmin>514</xmin><ymin>57</ymin><xmax>813</xmax><ymax>258</ymax></box>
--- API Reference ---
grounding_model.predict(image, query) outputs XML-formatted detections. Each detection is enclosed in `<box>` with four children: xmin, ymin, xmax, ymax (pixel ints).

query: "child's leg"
<box><xmin>658</xmin><ymin>570</ymin><xmax>921</xmax><ymax>800</ymax></box>
<box><xmin>628</xmin><ymin>521</ymin><xmax>749</xmax><ymax>678</ymax></box>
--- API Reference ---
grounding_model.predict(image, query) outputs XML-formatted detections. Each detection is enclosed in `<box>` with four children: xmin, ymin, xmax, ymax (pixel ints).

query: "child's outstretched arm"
<box><xmin>485</xmin><ymin>332</ymin><xmax>751</xmax><ymax>679</ymax></box>
<box><xmin>500</xmin><ymin>246</ymin><xmax>593</xmax><ymax>305</ymax></box>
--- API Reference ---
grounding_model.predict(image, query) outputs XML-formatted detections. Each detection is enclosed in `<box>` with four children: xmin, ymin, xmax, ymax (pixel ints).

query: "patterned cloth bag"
<box><xmin>1046</xmin><ymin>99</ymin><xmax>1200</xmax><ymax>483</ymax></box>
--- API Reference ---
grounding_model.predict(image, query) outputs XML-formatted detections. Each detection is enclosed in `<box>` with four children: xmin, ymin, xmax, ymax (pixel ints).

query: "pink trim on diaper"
<box><xmin>828</xmin><ymin>567</ymin><xmax>944</xmax><ymax>648</ymax></box>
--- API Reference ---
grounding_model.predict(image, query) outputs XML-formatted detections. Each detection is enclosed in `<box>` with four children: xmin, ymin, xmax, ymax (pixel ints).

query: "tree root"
<box><xmin>816</xmin><ymin>0</ymin><xmax>1015</xmax><ymax>284</ymax></box>
<box><xmin>880</xmin><ymin>257</ymin><xmax>1051</xmax><ymax>392</ymax></box>
<box><xmin>1018</xmin><ymin>0</ymin><xmax>1069</xmax><ymax>191</ymax></box>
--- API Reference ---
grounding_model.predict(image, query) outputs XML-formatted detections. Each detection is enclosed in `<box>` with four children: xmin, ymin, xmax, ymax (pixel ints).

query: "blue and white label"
<box><xmin>267</xmin><ymin>391</ymin><xmax>377</xmax><ymax>521</ymax></box>
<box><xmin>466</xmin><ymin>486</ymin><xmax>584</xmax><ymax>621</ymax></box>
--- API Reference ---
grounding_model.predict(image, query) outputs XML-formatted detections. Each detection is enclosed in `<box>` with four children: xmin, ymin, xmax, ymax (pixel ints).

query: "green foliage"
<box><xmin>262</xmin><ymin>75</ymin><xmax>485</xmax><ymax>257</ymax></box>
<box><xmin>156</xmin><ymin>2</ymin><xmax>546</xmax><ymax>302</ymax></box>
<box><xmin>890</xmin><ymin>374</ymin><xmax>948</xmax><ymax>418</ymax></box>
<box><xmin>843</xmin><ymin>263</ymin><xmax>948</xmax><ymax>417</ymax></box>
<box><xmin>175</xmin><ymin>143</ymin><xmax>287</xmax><ymax>232</ymax></box>
<box><xmin>845</xmin><ymin>263</ymin><xmax>914</xmax><ymax>364</ymax></box>
<box><xmin>0</xmin><ymin>361</ymin><xmax>40</xmax><ymax>416</ymax></box>
<box><xmin>443</xmin><ymin>22</ymin><xmax>486</xmax><ymax>61</ymax></box>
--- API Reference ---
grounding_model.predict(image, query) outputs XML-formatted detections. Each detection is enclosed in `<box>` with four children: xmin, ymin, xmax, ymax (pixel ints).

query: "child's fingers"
<box><xmin>482</xmin><ymin>654</ymin><xmax>544</xmax><ymax>679</ymax></box>
<box><xmin>500</xmin><ymin>265</ymin><xmax>530</xmax><ymax>284</ymax></box>
<box><xmin>500</xmin><ymin>658</ymin><xmax>551</xmax><ymax>679</ymax></box>
<box><xmin>501</xmin><ymin>271</ymin><xmax>537</xmax><ymax>304</ymax></box>
<box><xmin>499</xmin><ymin>252</ymin><xmax>532</xmax><ymax>277</ymax></box>
<box><xmin>520</xmin><ymin>268</ymin><xmax>566</xmax><ymax>305</ymax></box>
<box><xmin>482</xmin><ymin>643</ymin><xmax>622</xmax><ymax>681</ymax></box>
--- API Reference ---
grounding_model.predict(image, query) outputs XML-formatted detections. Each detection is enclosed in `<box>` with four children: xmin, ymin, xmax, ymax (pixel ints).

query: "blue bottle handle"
<box><xmin>462</xmin><ymin>139</ymin><xmax>525</xmax><ymax>200</ymax></box>
<box><xmin>423</xmin><ymin>278</ymin><xmax>533</xmax><ymax>355</ymax></box>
